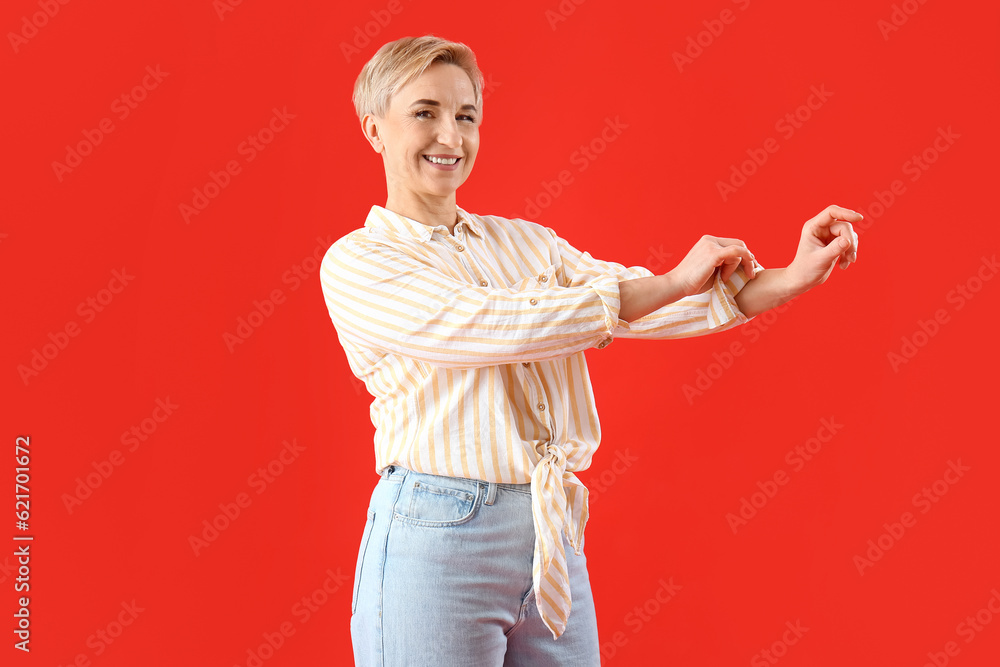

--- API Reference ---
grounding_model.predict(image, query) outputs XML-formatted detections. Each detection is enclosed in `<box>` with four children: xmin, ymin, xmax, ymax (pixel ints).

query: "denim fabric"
<box><xmin>351</xmin><ymin>466</ymin><xmax>600</xmax><ymax>666</ymax></box>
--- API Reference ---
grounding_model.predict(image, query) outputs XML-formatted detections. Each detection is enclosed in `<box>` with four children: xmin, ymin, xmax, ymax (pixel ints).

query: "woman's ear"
<box><xmin>361</xmin><ymin>114</ymin><xmax>384</xmax><ymax>153</ymax></box>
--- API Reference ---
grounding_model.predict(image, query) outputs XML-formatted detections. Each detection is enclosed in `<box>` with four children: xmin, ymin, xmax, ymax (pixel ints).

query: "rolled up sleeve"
<box><xmin>320</xmin><ymin>234</ymin><xmax>622</xmax><ymax>368</ymax></box>
<box><xmin>548</xmin><ymin>226</ymin><xmax>763</xmax><ymax>342</ymax></box>
<box><xmin>616</xmin><ymin>260</ymin><xmax>764</xmax><ymax>340</ymax></box>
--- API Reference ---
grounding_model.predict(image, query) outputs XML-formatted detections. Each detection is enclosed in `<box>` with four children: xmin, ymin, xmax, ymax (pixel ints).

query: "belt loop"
<box><xmin>484</xmin><ymin>481</ymin><xmax>497</xmax><ymax>506</ymax></box>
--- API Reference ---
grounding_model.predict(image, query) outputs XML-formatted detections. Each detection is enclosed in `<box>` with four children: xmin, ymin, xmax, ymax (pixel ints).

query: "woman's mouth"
<box><xmin>423</xmin><ymin>155</ymin><xmax>461</xmax><ymax>170</ymax></box>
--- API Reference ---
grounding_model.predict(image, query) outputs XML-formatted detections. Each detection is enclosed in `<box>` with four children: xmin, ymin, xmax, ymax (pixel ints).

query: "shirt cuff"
<box><xmin>590</xmin><ymin>274</ymin><xmax>627</xmax><ymax>349</ymax></box>
<box><xmin>708</xmin><ymin>259</ymin><xmax>765</xmax><ymax>329</ymax></box>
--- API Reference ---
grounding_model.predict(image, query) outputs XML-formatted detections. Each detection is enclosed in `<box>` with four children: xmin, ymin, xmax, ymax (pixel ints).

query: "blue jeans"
<box><xmin>350</xmin><ymin>466</ymin><xmax>601</xmax><ymax>666</ymax></box>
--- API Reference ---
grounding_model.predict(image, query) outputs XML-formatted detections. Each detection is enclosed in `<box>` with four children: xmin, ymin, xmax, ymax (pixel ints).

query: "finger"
<box><xmin>828</xmin><ymin>222</ymin><xmax>858</xmax><ymax>269</ymax></box>
<box><xmin>712</xmin><ymin>236</ymin><xmax>748</xmax><ymax>249</ymax></box>
<box><xmin>712</xmin><ymin>237</ymin><xmax>757</xmax><ymax>278</ymax></box>
<box><xmin>839</xmin><ymin>229</ymin><xmax>859</xmax><ymax>269</ymax></box>
<box><xmin>720</xmin><ymin>255</ymin><xmax>740</xmax><ymax>284</ymax></box>
<box><xmin>719</xmin><ymin>245</ymin><xmax>755</xmax><ymax>283</ymax></box>
<box><xmin>812</xmin><ymin>204</ymin><xmax>864</xmax><ymax>230</ymax></box>
<box><xmin>824</xmin><ymin>235</ymin><xmax>852</xmax><ymax>267</ymax></box>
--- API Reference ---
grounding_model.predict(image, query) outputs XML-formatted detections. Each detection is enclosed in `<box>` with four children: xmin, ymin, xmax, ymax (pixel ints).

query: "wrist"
<box><xmin>735</xmin><ymin>267</ymin><xmax>803</xmax><ymax>318</ymax></box>
<box><xmin>783</xmin><ymin>261</ymin><xmax>814</xmax><ymax>298</ymax></box>
<box><xmin>658</xmin><ymin>269</ymin><xmax>696</xmax><ymax>302</ymax></box>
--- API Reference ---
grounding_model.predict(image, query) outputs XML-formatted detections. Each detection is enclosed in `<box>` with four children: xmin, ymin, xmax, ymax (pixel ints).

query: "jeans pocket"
<box><xmin>351</xmin><ymin>509</ymin><xmax>375</xmax><ymax>615</ymax></box>
<box><xmin>396</xmin><ymin>479</ymin><xmax>479</xmax><ymax>527</ymax></box>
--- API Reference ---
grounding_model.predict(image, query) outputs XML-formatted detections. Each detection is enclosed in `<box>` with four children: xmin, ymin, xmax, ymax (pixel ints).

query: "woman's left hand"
<box><xmin>786</xmin><ymin>204</ymin><xmax>862</xmax><ymax>292</ymax></box>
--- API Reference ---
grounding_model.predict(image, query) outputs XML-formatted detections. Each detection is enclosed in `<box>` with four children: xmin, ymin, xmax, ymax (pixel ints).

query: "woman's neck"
<box><xmin>384</xmin><ymin>191</ymin><xmax>460</xmax><ymax>235</ymax></box>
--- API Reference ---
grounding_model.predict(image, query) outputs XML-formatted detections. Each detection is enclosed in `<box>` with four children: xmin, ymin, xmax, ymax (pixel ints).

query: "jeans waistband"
<box><xmin>380</xmin><ymin>465</ymin><xmax>532</xmax><ymax>505</ymax></box>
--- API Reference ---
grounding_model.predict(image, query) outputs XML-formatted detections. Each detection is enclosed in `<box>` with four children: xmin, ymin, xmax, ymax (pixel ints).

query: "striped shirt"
<box><xmin>320</xmin><ymin>204</ymin><xmax>756</xmax><ymax>639</ymax></box>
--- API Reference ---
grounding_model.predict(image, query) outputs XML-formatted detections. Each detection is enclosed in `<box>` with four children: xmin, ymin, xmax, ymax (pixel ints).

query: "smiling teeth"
<box><xmin>425</xmin><ymin>156</ymin><xmax>458</xmax><ymax>165</ymax></box>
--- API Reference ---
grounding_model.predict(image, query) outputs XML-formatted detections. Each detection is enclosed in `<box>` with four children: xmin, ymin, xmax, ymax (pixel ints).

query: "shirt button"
<box><xmin>456</xmin><ymin>245</ymin><xmax>465</xmax><ymax>252</ymax></box>
<box><xmin>539</xmin><ymin>275</ymin><xmax>548</xmax><ymax>282</ymax></box>
<box><xmin>529</xmin><ymin>298</ymin><xmax>538</xmax><ymax>305</ymax></box>
<box><xmin>480</xmin><ymin>280</ymin><xmax>488</xmax><ymax>287</ymax></box>
<box><xmin>597</xmin><ymin>338</ymin><xmax>611</xmax><ymax>349</ymax></box>
<box><xmin>537</xmin><ymin>403</ymin><xmax>545</xmax><ymax>411</ymax></box>
<box><xmin>522</xmin><ymin>362</ymin><xmax>529</xmax><ymax>367</ymax></box>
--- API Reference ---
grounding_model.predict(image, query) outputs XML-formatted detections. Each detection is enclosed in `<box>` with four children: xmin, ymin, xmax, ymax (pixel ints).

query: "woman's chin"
<box><xmin>421</xmin><ymin>177</ymin><xmax>467</xmax><ymax>198</ymax></box>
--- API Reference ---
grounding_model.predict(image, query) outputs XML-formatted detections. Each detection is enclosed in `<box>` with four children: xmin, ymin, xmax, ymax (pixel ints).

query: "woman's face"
<box><xmin>366</xmin><ymin>63</ymin><xmax>480</xmax><ymax>202</ymax></box>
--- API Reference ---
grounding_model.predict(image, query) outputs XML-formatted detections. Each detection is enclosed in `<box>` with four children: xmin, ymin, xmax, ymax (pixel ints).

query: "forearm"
<box><xmin>620</xmin><ymin>204</ymin><xmax>859</xmax><ymax>323</ymax></box>
<box><xmin>618</xmin><ymin>273</ymin><xmax>688</xmax><ymax>323</ymax></box>
<box><xmin>733</xmin><ymin>267</ymin><xmax>804</xmax><ymax>317</ymax></box>
<box><xmin>621</xmin><ymin>266</ymin><xmax>811</xmax><ymax>323</ymax></box>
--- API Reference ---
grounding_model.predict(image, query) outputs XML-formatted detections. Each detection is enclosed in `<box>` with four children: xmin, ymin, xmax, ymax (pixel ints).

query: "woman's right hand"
<box><xmin>667</xmin><ymin>234</ymin><xmax>758</xmax><ymax>296</ymax></box>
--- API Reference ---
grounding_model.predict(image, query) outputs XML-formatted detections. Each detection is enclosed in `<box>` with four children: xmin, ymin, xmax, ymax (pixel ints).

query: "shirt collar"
<box><xmin>364</xmin><ymin>205</ymin><xmax>484</xmax><ymax>240</ymax></box>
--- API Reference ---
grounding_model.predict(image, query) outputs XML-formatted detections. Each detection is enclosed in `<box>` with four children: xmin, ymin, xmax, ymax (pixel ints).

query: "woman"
<box><xmin>320</xmin><ymin>35</ymin><xmax>859</xmax><ymax>666</ymax></box>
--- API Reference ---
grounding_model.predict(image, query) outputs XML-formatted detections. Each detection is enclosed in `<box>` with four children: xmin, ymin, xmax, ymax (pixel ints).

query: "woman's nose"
<box><xmin>436</xmin><ymin>119</ymin><xmax>462</xmax><ymax>148</ymax></box>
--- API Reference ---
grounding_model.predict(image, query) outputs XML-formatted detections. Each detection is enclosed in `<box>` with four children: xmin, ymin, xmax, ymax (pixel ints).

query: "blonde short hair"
<box><xmin>353</xmin><ymin>35</ymin><xmax>484</xmax><ymax>120</ymax></box>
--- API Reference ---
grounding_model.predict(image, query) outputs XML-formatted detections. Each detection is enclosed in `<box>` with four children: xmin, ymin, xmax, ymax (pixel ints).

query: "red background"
<box><xmin>5</xmin><ymin>0</ymin><xmax>1000</xmax><ymax>665</ymax></box>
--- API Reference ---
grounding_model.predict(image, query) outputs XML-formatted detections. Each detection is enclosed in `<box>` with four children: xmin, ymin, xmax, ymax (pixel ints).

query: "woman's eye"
<box><xmin>459</xmin><ymin>115</ymin><xmax>477</xmax><ymax>123</ymax></box>
<box><xmin>414</xmin><ymin>110</ymin><xmax>432</xmax><ymax>119</ymax></box>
